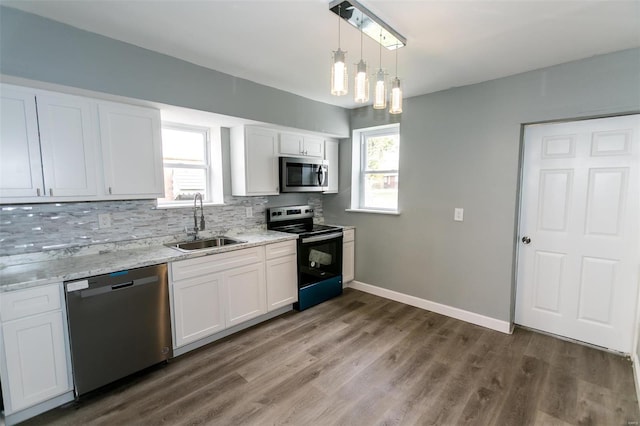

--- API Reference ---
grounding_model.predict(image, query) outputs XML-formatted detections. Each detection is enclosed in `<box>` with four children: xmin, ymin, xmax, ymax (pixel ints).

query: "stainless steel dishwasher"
<box><xmin>65</xmin><ymin>264</ymin><xmax>172</xmax><ymax>396</ymax></box>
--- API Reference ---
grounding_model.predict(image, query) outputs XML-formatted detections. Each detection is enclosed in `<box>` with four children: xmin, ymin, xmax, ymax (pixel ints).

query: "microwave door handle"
<box><xmin>317</xmin><ymin>165</ymin><xmax>325</xmax><ymax>186</ymax></box>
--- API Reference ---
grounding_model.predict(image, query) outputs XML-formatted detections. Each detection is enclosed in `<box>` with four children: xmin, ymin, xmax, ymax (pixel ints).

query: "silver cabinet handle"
<box><xmin>108</xmin><ymin>187</ymin><xmax>112</xmax><ymax>195</ymax></box>
<box><xmin>36</xmin><ymin>188</ymin><xmax>41</xmax><ymax>196</ymax></box>
<box><xmin>49</xmin><ymin>188</ymin><xmax>53</xmax><ymax>196</ymax></box>
<box><xmin>522</xmin><ymin>236</ymin><xmax>531</xmax><ymax>244</ymax></box>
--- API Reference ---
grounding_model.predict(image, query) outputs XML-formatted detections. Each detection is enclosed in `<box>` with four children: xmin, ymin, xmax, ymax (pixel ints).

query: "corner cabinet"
<box><xmin>0</xmin><ymin>283</ymin><xmax>74</xmax><ymax>425</ymax></box>
<box><xmin>230</xmin><ymin>126</ymin><xmax>279</xmax><ymax>196</ymax></box>
<box><xmin>98</xmin><ymin>101</ymin><xmax>164</xmax><ymax>198</ymax></box>
<box><xmin>343</xmin><ymin>229</ymin><xmax>355</xmax><ymax>283</ymax></box>
<box><xmin>324</xmin><ymin>138</ymin><xmax>339</xmax><ymax>193</ymax></box>
<box><xmin>0</xmin><ymin>83</ymin><xmax>165</xmax><ymax>204</ymax></box>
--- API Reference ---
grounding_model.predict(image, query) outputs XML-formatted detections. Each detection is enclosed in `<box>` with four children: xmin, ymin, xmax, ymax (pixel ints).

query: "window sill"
<box><xmin>345</xmin><ymin>208</ymin><xmax>401</xmax><ymax>216</ymax></box>
<box><xmin>156</xmin><ymin>202</ymin><xmax>226</xmax><ymax>210</ymax></box>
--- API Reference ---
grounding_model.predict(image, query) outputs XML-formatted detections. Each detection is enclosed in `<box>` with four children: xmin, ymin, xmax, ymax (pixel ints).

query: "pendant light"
<box><xmin>354</xmin><ymin>20</ymin><xmax>369</xmax><ymax>103</ymax></box>
<box><xmin>373</xmin><ymin>32</ymin><xmax>387</xmax><ymax>110</ymax></box>
<box><xmin>389</xmin><ymin>46</ymin><xmax>403</xmax><ymax>114</ymax></box>
<box><xmin>331</xmin><ymin>4</ymin><xmax>348</xmax><ymax>96</ymax></box>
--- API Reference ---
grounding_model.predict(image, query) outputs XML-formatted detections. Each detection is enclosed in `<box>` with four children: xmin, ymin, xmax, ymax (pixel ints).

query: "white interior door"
<box><xmin>515</xmin><ymin>114</ymin><xmax>640</xmax><ymax>353</ymax></box>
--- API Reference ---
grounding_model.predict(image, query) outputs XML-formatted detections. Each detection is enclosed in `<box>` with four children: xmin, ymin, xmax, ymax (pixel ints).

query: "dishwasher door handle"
<box><xmin>111</xmin><ymin>281</ymin><xmax>134</xmax><ymax>290</ymax></box>
<box><xmin>76</xmin><ymin>276</ymin><xmax>159</xmax><ymax>298</ymax></box>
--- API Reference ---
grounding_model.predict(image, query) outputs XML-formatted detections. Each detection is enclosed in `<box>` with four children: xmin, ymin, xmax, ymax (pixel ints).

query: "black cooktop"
<box><xmin>266</xmin><ymin>205</ymin><xmax>342</xmax><ymax>237</ymax></box>
<box><xmin>271</xmin><ymin>223</ymin><xmax>340</xmax><ymax>235</ymax></box>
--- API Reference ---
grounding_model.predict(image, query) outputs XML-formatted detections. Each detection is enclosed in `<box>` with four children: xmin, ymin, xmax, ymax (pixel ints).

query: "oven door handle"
<box><xmin>301</xmin><ymin>232</ymin><xmax>343</xmax><ymax>244</ymax></box>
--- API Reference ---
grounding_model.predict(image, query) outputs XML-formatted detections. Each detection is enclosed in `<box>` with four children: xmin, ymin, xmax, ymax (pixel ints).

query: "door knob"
<box><xmin>521</xmin><ymin>236</ymin><xmax>531</xmax><ymax>244</ymax></box>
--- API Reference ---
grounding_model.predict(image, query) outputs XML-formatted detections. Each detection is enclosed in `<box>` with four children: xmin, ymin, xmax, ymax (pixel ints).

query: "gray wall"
<box><xmin>0</xmin><ymin>6</ymin><xmax>349</xmax><ymax>137</ymax></box>
<box><xmin>324</xmin><ymin>48</ymin><xmax>640</xmax><ymax>322</ymax></box>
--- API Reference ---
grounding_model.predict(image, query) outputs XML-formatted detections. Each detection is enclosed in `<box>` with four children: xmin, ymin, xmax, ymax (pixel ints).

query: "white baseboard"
<box><xmin>634</xmin><ymin>352</ymin><xmax>640</xmax><ymax>412</ymax></box>
<box><xmin>347</xmin><ymin>280</ymin><xmax>512</xmax><ymax>334</ymax></box>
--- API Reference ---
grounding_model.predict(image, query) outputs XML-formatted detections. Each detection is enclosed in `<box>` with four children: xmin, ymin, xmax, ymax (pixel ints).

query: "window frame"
<box><xmin>157</xmin><ymin>123</ymin><xmax>223</xmax><ymax>208</ymax></box>
<box><xmin>350</xmin><ymin>124</ymin><xmax>401</xmax><ymax>214</ymax></box>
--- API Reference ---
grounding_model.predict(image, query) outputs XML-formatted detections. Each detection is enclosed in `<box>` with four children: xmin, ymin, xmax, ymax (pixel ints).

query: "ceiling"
<box><xmin>3</xmin><ymin>0</ymin><xmax>639</xmax><ymax>109</ymax></box>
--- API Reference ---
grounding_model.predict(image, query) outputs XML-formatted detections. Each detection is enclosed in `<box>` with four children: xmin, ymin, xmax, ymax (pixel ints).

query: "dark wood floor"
<box><xmin>24</xmin><ymin>288</ymin><xmax>639</xmax><ymax>426</ymax></box>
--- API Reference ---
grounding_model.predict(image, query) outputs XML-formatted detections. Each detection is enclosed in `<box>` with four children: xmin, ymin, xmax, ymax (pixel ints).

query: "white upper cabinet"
<box><xmin>279</xmin><ymin>132</ymin><xmax>324</xmax><ymax>158</ymax></box>
<box><xmin>0</xmin><ymin>86</ymin><xmax>98</xmax><ymax>201</ymax></box>
<box><xmin>231</xmin><ymin>126</ymin><xmax>279</xmax><ymax>196</ymax></box>
<box><xmin>0</xmin><ymin>85</ymin><xmax>43</xmax><ymax>199</ymax></box>
<box><xmin>98</xmin><ymin>101</ymin><xmax>164</xmax><ymax>198</ymax></box>
<box><xmin>0</xmin><ymin>83</ymin><xmax>165</xmax><ymax>203</ymax></box>
<box><xmin>37</xmin><ymin>93</ymin><xmax>98</xmax><ymax>198</ymax></box>
<box><xmin>324</xmin><ymin>138</ymin><xmax>339</xmax><ymax>194</ymax></box>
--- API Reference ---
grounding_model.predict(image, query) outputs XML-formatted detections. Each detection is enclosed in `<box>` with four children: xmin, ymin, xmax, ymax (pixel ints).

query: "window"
<box><xmin>350</xmin><ymin>124</ymin><xmax>400</xmax><ymax>213</ymax></box>
<box><xmin>157</xmin><ymin>124</ymin><xmax>223</xmax><ymax>206</ymax></box>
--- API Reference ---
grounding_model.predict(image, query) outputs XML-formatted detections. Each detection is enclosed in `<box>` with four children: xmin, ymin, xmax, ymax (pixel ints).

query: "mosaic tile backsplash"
<box><xmin>0</xmin><ymin>194</ymin><xmax>323</xmax><ymax>257</ymax></box>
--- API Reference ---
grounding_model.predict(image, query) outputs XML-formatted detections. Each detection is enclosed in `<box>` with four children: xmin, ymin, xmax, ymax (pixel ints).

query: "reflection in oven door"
<box><xmin>297</xmin><ymin>235</ymin><xmax>343</xmax><ymax>288</ymax></box>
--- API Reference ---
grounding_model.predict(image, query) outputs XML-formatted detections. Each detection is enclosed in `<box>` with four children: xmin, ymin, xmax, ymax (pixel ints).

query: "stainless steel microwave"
<box><xmin>279</xmin><ymin>156</ymin><xmax>328</xmax><ymax>193</ymax></box>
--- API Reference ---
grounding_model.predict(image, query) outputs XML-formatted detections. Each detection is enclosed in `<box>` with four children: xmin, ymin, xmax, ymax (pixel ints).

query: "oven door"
<box><xmin>280</xmin><ymin>157</ymin><xmax>328</xmax><ymax>192</ymax></box>
<box><xmin>297</xmin><ymin>232</ymin><xmax>343</xmax><ymax>288</ymax></box>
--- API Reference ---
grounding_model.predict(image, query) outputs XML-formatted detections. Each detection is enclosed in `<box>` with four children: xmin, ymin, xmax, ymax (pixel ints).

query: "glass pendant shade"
<box><xmin>389</xmin><ymin>77</ymin><xmax>402</xmax><ymax>114</ymax></box>
<box><xmin>373</xmin><ymin>69</ymin><xmax>387</xmax><ymax>109</ymax></box>
<box><xmin>331</xmin><ymin>48</ymin><xmax>348</xmax><ymax>96</ymax></box>
<box><xmin>354</xmin><ymin>59</ymin><xmax>369</xmax><ymax>103</ymax></box>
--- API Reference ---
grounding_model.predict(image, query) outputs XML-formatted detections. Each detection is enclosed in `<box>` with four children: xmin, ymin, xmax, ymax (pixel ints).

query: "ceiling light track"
<box><xmin>329</xmin><ymin>0</ymin><xmax>406</xmax><ymax>50</ymax></box>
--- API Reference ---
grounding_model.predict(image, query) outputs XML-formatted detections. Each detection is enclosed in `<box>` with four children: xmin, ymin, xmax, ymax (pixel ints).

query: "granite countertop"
<box><xmin>0</xmin><ymin>230</ymin><xmax>297</xmax><ymax>292</ymax></box>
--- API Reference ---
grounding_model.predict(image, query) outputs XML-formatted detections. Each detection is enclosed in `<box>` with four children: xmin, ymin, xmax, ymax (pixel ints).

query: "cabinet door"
<box><xmin>245</xmin><ymin>127</ymin><xmax>279</xmax><ymax>195</ymax></box>
<box><xmin>266</xmin><ymin>254</ymin><xmax>298</xmax><ymax>311</ymax></box>
<box><xmin>343</xmin><ymin>238</ymin><xmax>355</xmax><ymax>283</ymax></box>
<box><xmin>1</xmin><ymin>311</ymin><xmax>71</xmax><ymax>413</ymax></box>
<box><xmin>0</xmin><ymin>86</ymin><xmax>43</xmax><ymax>198</ymax></box>
<box><xmin>279</xmin><ymin>132</ymin><xmax>303</xmax><ymax>156</ymax></box>
<box><xmin>37</xmin><ymin>93</ymin><xmax>98</xmax><ymax>197</ymax></box>
<box><xmin>224</xmin><ymin>263</ymin><xmax>267</xmax><ymax>327</ymax></box>
<box><xmin>99</xmin><ymin>102</ymin><xmax>164</xmax><ymax>197</ymax></box>
<box><xmin>171</xmin><ymin>274</ymin><xmax>225</xmax><ymax>348</ymax></box>
<box><xmin>303</xmin><ymin>136</ymin><xmax>325</xmax><ymax>158</ymax></box>
<box><xmin>324</xmin><ymin>139</ymin><xmax>339</xmax><ymax>193</ymax></box>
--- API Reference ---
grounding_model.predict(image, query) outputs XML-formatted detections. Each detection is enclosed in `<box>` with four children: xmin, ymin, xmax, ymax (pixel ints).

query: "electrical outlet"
<box><xmin>454</xmin><ymin>208</ymin><xmax>464</xmax><ymax>222</ymax></box>
<box><xmin>245</xmin><ymin>207</ymin><xmax>253</xmax><ymax>218</ymax></box>
<box><xmin>98</xmin><ymin>213</ymin><xmax>112</xmax><ymax>228</ymax></box>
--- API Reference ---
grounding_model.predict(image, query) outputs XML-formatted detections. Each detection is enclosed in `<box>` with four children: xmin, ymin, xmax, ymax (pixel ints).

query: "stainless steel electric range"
<box><xmin>266</xmin><ymin>205</ymin><xmax>343</xmax><ymax>310</ymax></box>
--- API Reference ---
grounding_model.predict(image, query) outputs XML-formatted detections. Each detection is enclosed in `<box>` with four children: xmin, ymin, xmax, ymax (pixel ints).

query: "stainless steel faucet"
<box><xmin>188</xmin><ymin>193</ymin><xmax>205</xmax><ymax>240</ymax></box>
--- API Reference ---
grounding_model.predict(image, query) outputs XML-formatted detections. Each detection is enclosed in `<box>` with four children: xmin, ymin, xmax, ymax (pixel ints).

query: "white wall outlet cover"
<box><xmin>245</xmin><ymin>206</ymin><xmax>253</xmax><ymax>218</ymax></box>
<box><xmin>98</xmin><ymin>213</ymin><xmax>112</xmax><ymax>228</ymax></box>
<box><xmin>454</xmin><ymin>208</ymin><xmax>464</xmax><ymax>222</ymax></box>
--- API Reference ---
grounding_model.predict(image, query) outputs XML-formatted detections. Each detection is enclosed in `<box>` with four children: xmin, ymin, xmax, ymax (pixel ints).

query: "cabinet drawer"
<box><xmin>0</xmin><ymin>284</ymin><xmax>62</xmax><ymax>322</ymax></box>
<box><xmin>265</xmin><ymin>240</ymin><xmax>297</xmax><ymax>260</ymax></box>
<box><xmin>343</xmin><ymin>229</ymin><xmax>355</xmax><ymax>243</ymax></box>
<box><xmin>171</xmin><ymin>247</ymin><xmax>265</xmax><ymax>282</ymax></box>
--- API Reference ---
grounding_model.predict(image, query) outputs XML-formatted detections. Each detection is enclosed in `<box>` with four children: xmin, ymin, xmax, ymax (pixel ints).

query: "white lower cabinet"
<box><xmin>171</xmin><ymin>273</ymin><xmax>225</xmax><ymax>348</ymax></box>
<box><xmin>343</xmin><ymin>229</ymin><xmax>355</xmax><ymax>283</ymax></box>
<box><xmin>265</xmin><ymin>240</ymin><xmax>298</xmax><ymax>311</ymax></box>
<box><xmin>225</xmin><ymin>263</ymin><xmax>267</xmax><ymax>327</ymax></box>
<box><xmin>0</xmin><ymin>283</ymin><xmax>73</xmax><ymax>422</ymax></box>
<box><xmin>169</xmin><ymin>246</ymin><xmax>269</xmax><ymax>349</ymax></box>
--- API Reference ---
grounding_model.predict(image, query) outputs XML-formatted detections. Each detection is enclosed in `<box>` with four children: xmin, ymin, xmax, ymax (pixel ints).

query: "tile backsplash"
<box><xmin>0</xmin><ymin>194</ymin><xmax>322</xmax><ymax>257</ymax></box>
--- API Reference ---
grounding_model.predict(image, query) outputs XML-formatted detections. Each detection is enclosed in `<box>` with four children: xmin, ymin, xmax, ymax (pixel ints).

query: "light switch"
<box><xmin>454</xmin><ymin>208</ymin><xmax>464</xmax><ymax>222</ymax></box>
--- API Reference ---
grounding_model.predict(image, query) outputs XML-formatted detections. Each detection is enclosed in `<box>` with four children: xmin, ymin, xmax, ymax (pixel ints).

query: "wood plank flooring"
<box><xmin>23</xmin><ymin>288</ymin><xmax>639</xmax><ymax>426</ymax></box>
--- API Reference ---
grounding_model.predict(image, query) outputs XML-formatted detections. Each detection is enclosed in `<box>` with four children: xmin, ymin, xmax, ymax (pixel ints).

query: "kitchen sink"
<box><xmin>166</xmin><ymin>236</ymin><xmax>246</xmax><ymax>252</ymax></box>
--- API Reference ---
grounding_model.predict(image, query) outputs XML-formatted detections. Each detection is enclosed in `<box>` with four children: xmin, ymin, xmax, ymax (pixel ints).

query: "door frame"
<box><xmin>511</xmin><ymin>111</ymin><xmax>640</xmax><ymax>354</ymax></box>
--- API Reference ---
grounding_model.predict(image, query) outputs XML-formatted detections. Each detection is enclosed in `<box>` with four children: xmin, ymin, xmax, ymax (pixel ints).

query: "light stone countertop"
<box><xmin>0</xmin><ymin>230</ymin><xmax>297</xmax><ymax>292</ymax></box>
